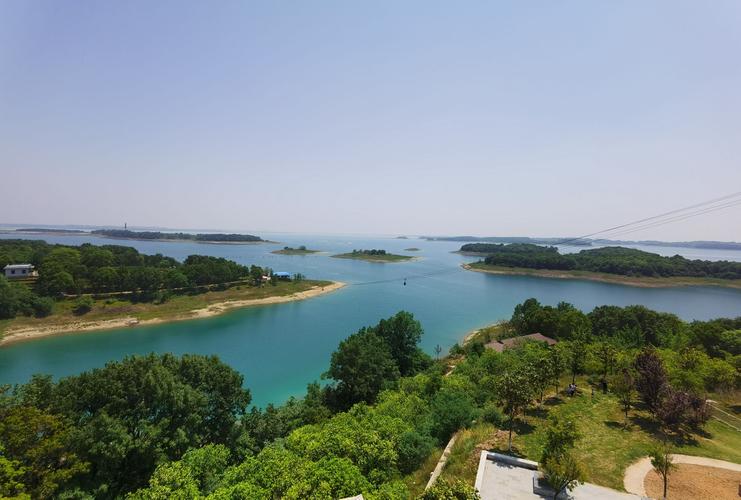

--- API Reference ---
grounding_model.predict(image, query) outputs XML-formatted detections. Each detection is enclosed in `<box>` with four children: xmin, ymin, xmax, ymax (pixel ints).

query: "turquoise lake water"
<box><xmin>1</xmin><ymin>233</ymin><xmax>740</xmax><ymax>407</ymax></box>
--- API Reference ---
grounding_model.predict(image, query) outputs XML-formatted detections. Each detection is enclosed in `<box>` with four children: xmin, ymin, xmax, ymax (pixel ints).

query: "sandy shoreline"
<box><xmin>0</xmin><ymin>281</ymin><xmax>345</xmax><ymax>347</ymax></box>
<box><xmin>462</xmin><ymin>263</ymin><xmax>741</xmax><ymax>289</ymax></box>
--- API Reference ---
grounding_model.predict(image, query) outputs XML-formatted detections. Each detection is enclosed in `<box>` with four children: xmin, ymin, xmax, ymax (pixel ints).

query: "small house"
<box><xmin>273</xmin><ymin>271</ymin><xmax>292</xmax><ymax>280</ymax></box>
<box><xmin>4</xmin><ymin>263</ymin><xmax>36</xmax><ymax>279</ymax></box>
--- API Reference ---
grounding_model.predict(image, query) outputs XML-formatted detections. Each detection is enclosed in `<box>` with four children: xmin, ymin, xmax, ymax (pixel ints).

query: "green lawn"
<box><xmin>331</xmin><ymin>252</ymin><xmax>414</xmax><ymax>263</ymax></box>
<box><xmin>423</xmin><ymin>385</ymin><xmax>741</xmax><ymax>492</ymax></box>
<box><xmin>508</xmin><ymin>388</ymin><xmax>741</xmax><ymax>490</ymax></box>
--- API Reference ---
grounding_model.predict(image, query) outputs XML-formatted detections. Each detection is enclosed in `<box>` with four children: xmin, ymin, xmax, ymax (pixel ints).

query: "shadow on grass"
<box><xmin>513</xmin><ymin>419</ymin><xmax>536</xmax><ymax>436</ymax></box>
<box><xmin>728</xmin><ymin>404</ymin><xmax>741</xmax><ymax>415</ymax></box>
<box><xmin>544</xmin><ymin>396</ymin><xmax>564</xmax><ymax>407</ymax></box>
<box><xmin>525</xmin><ymin>406</ymin><xmax>550</xmax><ymax>419</ymax></box>
<box><xmin>629</xmin><ymin>414</ymin><xmax>702</xmax><ymax>446</ymax></box>
<box><xmin>604</xmin><ymin>420</ymin><xmax>629</xmax><ymax>430</ymax></box>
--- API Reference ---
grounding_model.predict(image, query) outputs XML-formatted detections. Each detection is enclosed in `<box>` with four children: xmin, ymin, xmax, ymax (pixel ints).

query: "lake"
<box><xmin>1</xmin><ymin>232</ymin><xmax>741</xmax><ymax>407</ymax></box>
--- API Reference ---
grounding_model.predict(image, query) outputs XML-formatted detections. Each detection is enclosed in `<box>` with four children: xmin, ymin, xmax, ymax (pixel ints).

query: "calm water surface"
<box><xmin>1</xmin><ymin>233</ymin><xmax>740</xmax><ymax>407</ymax></box>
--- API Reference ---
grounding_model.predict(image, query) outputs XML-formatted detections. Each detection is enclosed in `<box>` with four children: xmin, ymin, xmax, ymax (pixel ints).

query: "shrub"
<box><xmin>480</xmin><ymin>403</ymin><xmax>505</xmax><ymax>427</ymax></box>
<box><xmin>32</xmin><ymin>296</ymin><xmax>54</xmax><ymax>318</ymax></box>
<box><xmin>418</xmin><ymin>479</ymin><xmax>480</xmax><ymax>499</ymax></box>
<box><xmin>72</xmin><ymin>296</ymin><xmax>94</xmax><ymax>315</ymax></box>
<box><xmin>397</xmin><ymin>431</ymin><xmax>436</xmax><ymax>474</ymax></box>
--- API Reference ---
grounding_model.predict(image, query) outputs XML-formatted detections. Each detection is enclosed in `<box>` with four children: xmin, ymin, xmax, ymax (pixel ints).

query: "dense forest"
<box><xmin>91</xmin><ymin>230</ymin><xmax>264</xmax><ymax>242</ymax></box>
<box><xmin>462</xmin><ymin>243</ymin><xmax>741</xmax><ymax>280</ymax></box>
<box><xmin>0</xmin><ymin>240</ymin><xmax>272</xmax><ymax>320</ymax></box>
<box><xmin>1</xmin><ymin>304</ymin><xmax>738</xmax><ymax>499</ymax></box>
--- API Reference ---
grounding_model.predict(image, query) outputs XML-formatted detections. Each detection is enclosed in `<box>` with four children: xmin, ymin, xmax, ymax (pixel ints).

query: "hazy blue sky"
<box><xmin>1</xmin><ymin>1</ymin><xmax>740</xmax><ymax>239</ymax></box>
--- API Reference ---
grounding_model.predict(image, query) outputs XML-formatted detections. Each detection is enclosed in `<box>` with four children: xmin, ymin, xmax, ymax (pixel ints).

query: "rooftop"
<box><xmin>4</xmin><ymin>263</ymin><xmax>34</xmax><ymax>270</ymax></box>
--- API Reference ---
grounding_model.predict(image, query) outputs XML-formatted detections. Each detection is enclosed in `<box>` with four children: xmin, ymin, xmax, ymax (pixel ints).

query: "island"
<box><xmin>271</xmin><ymin>245</ymin><xmax>320</xmax><ymax>255</ymax></box>
<box><xmin>331</xmin><ymin>249</ymin><xmax>414</xmax><ymax>263</ymax></box>
<box><xmin>0</xmin><ymin>239</ymin><xmax>343</xmax><ymax>345</ymax></box>
<box><xmin>91</xmin><ymin>229</ymin><xmax>266</xmax><ymax>243</ymax></box>
<box><xmin>404</xmin><ymin>247</ymin><xmax>421</xmax><ymax>251</ymax></box>
<box><xmin>462</xmin><ymin>243</ymin><xmax>741</xmax><ymax>288</ymax></box>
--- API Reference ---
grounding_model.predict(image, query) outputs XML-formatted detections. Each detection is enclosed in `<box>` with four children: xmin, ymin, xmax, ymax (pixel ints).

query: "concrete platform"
<box><xmin>475</xmin><ymin>451</ymin><xmax>643</xmax><ymax>500</ymax></box>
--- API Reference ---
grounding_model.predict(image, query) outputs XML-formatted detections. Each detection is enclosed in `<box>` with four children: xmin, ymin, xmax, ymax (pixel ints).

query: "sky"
<box><xmin>1</xmin><ymin>1</ymin><xmax>740</xmax><ymax>240</ymax></box>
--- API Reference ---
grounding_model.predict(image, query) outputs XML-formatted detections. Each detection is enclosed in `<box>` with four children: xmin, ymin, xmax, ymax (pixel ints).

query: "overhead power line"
<box><xmin>555</xmin><ymin>191</ymin><xmax>741</xmax><ymax>246</ymax></box>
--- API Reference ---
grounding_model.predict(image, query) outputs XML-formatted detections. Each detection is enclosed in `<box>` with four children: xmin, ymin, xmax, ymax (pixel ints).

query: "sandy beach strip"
<box><xmin>462</xmin><ymin>263</ymin><xmax>741</xmax><ymax>289</ymax></box>
<box><xmin>0</xmin><ymin>281</ymin><xmax>345</xmax><ymax>347</ymax></box>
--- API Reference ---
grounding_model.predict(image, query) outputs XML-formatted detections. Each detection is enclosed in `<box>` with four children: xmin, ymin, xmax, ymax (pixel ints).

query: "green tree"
<box><xmin>650</xmin><ymin>443</ymin><xmax>675</xmax><ymax>500</ymax></box>
<box><xmin>50</xmin><ymin>354</ymin><xmax>250</xmax><ymax>497</ymax></box>
<box><xmin>325</xmin><ymin>330</ymin><xmax>400</xmax><ymax>411</ymax></box>
<box><xmin>611</xmin><ymin>368</ymin><xmax>636</xmax><ymax>426</ymax></box>
<box><xmin>592</xmin><ymin>341</ymin><xmax>617</xmax><ymax>391</ymax></box>
<box><xmin>429</xmin><ymin>386</ymin><xmax>476</xmax><ymax>442</ymax></box>
<box><xmin>494</xmin><ymin>367</ymin><xmax>533</xmax><ymax>452</ymax></box>
<box><xmin>542</xmin><ymin>452</ymin><xmax>585</xmax><ymax>500</ymax></box>
<box><xmin>371</xmin><ymin>311</ymin><xmax>425</xmax><ymax>376</ymax></box>
<box><xmin>540</xmin><ymin>414</ymin><xmax>580</xmax><ymax>463</ymax></box>
<box><xmin>565</xmin><ymin>337</ymin><xmax>588</xmax><ymax>385</ymax></box>
<box><xmin>0</xmin><ymin>406</ymin><xmax>88</xmax><ymax>499</ymax></box>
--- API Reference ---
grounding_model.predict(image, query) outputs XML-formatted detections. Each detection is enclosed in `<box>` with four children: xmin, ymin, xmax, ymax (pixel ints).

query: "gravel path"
<box><xmin>624</xmin><ymin>454</ymin><xmax>741</xmax><ymax>496</ymax></box>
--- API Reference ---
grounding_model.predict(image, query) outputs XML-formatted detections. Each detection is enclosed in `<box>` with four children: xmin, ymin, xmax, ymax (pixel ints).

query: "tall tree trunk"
<box><xmin>508</xmin><ymin>412</ymin><xmax>514</xmax><ymax>452</ymax></box>
<box><xmin>663</xmin><ymin>475</ymin><xmax>667</xmax><ymax>499</ymax></box>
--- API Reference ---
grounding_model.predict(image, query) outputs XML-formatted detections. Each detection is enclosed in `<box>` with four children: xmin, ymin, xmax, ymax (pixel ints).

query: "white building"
<box><xmin>4</xmin><ymin>264</ymin><xmax>36</xmax><ymax>279</ymax></box>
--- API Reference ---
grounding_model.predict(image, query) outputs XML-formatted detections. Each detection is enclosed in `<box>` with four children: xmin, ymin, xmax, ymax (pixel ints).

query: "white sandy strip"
<box><xmin>0</xmin><ymin>282</ymin><xmax>345</xmax><ymax>347</ymax></box>
<box><xmin>623</xmin><ymin>454</ymin><xmax>741</xmax><ymax>496</ymax></box>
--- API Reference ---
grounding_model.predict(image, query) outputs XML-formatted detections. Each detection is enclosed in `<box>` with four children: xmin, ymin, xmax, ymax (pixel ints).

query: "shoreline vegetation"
<box><xmin>331</xmin><ymin>249</ymin><xmax>415</xmax><ymax>263</ymax></box>
<box><xmin>463</xmin><ymin>262</ymin><xmax>741</xmax><ymax>289</ymax></box>
<box><xmin>0</xmin><ymin>280</ymin><xmax>344</xmax><ymax>346</ymax></box>
<box><xmin>1</xmin><ymin>228</ymin><xmax>273</xmax><ymax>244</ymax></box>
<box><xmin>271</xmin><ymin>246</ymin><xmax>320</xmax><ymax>255</ymax></box>
<box><xmin>427</xmin><ymin>235</ymin><xmax>741</xmax><ymax>251</ymax></box>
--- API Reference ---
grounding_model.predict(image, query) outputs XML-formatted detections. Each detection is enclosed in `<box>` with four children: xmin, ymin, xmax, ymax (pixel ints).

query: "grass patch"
<box><xmin>438</xmin><ymin>423</ymin><xmax>501</xmax><ymax>486</ymax></box>
<box><xmin>465</xmin><ymin>262</ymin><xmax>741</xmax><ymax>289</ymax></box>
<box><xmin>403</xmin><ymin>446</ymin><xmax>443</xmax><ymax>497</ymax></box>
<box><xmin>509</xmin><ymin>386</ymin><xmax>741</xmax><ymax>491</ymax></box>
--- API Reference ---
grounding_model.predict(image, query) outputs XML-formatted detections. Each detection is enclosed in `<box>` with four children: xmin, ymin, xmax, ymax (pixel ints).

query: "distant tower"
<box><xmin>124</xmin><ymin>222</ymin><xmax>127</xmax><ymax>229</ymax></box>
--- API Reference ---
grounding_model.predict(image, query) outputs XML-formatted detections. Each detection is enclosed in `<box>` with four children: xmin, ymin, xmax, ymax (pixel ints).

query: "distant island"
<box><xmin>13</xmin><ymin>228</ymin><xmax>87</xmax><ymax>234</ymax></box>
<box><xmin>331</xmin><ymin>249</ymin><xmax>414</xmax><ymax>263</ymax></box>
<box><xmin>91</xmin><ymin>229</ymin><xmax>265</xmax><ymax>243</ymax></box>
<box><xmin>425</xmin><ymin>235</ymin><xmax>591</xmax><ymax>245</ymax></box>
<box><xmin>272</xmin><ymin>246</ymin><xmax>320</xmax><ymax>255</ymax></box>
<box><xmin>463</xmin><ymin>243</ymin><xmax>741</xmax><ymax>288</ymax></box>
<box><xmin>425</xmin><ymin>235</ymin><xmax>741</xmax><ymax>251</ymax></box>
<box><xmin>404</xmin><ymin>247</ymin><xmax>421</xmax><ymax>252</ymax></box>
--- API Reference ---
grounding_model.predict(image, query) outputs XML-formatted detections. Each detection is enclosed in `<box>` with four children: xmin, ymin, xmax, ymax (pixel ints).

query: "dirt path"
<box><xmin>624</xmin><ymin>454</ymin><xmax>741</xmax><ymax>496</ymax></box>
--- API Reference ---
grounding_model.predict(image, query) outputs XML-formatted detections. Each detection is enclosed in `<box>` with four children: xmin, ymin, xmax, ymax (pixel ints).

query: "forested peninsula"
<box><xmin>462</xmin><ymin>243</ymin><xmax>741</xmax><ymax>287</ymax></box>
<box><xmin>91</xmin><ymin>229</ymin><xmax>265</xmax><ymax>243</ymax></box>
<box><xmin>0</xmin><ymin>239</ymin><xmax>340</xmax><ymax>343</ymax></box>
